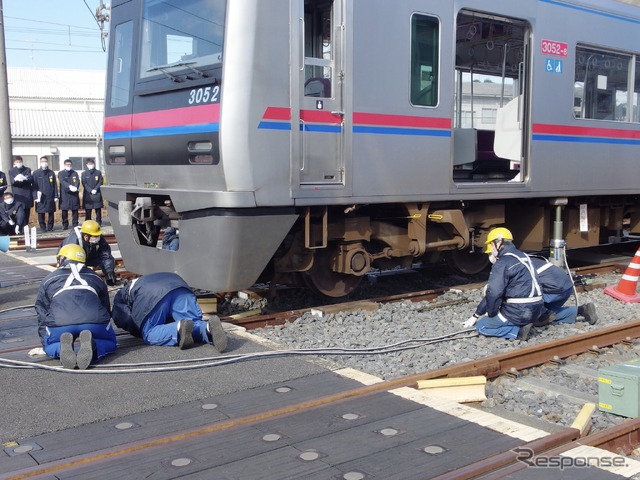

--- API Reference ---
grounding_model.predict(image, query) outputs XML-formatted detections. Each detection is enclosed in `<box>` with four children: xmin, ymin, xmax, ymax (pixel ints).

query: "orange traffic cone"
<box><xmin>605</xmin><ymin>246</ymin><xmax>640</xmax><ymax>303</ymax></box>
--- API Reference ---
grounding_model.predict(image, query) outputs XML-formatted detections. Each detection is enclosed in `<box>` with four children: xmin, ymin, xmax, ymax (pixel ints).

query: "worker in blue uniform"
<box><xmin>463</xmin><ymin>227</ymin><xmax>545</xmax><ymax>341</ymax></box>
<box><xmin>35</xmin><ymin>244</ymin><xmax>117</xmax><ymax>369</ymax></box>
<box><xmin>529</xmin><ymin>256</ymin><xmax>598</xmax><ymax>326</ymax></box>
<box><xmin>112</xmin><ymin>272</ymin><xmax>227</xmax><ymax>352</ymax></box>
<box><xmin>60</xmin><ymin>219</ymin><xmax>117</xmax><ymax>286</ymax></box>
<box><xmin>161</xmin><ymin>227</ymin><xmax>179</xmax><ymax>251</ymax></box>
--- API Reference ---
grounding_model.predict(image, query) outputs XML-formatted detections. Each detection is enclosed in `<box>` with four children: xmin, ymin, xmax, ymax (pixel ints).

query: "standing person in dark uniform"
<box><xmin>463</xmin><ymin>227</ymin><xmax>545</xmax><ymax>341</ymax></box>
<box><xmin>58</xmin><ymin>159</ymin><xmax>81</xmax><ymax>230</ymax></box>
<box><xmin>33</xmin><ymin>156</ymin><xmax>58</xmax><ymax>232</ymax></box>
<box><xmin>59</xmin><ymin>219</ymin><xmax>118</xmax><ymax>286</ymax></box>
<box><xmin>112</xmin><ymin>272</ymin><xmax>227</xmax><ymax>352</ymax></box>
<box><xmin>35</xmin><ymin>244</ymin><xmax>116</xmax><ymax>369</ymax></box>
<box><xmin>9</xmin><ymin>156</ymin><xmax>34</xmax><ymax>229</ymax></box>
<box><xmin>0</xmin><ymin>192</ymin><xmax>25</xmax><ymax>236</ymax></box>
<box><xmin>0</xmin><ymin>170</ymin><xmax>7</xmax><ymax>196</ymax></box>
<box><xmin>81</xmin><ymin>159</ymin><xmax>103</xmax><ymax>226</ymax></box>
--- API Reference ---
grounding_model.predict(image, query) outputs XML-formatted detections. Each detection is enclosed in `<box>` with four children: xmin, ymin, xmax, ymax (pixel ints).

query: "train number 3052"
<box><xmin>188</xmin><ymin>86</ymin><xmax>221</xmax><ymax>105</ymax></box>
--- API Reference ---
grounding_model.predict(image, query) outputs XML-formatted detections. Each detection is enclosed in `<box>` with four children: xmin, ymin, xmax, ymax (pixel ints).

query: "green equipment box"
<box><xmin>598</xmin><ymin>359</ymin><xmax>640</xmax><ymax>418</ymax></box>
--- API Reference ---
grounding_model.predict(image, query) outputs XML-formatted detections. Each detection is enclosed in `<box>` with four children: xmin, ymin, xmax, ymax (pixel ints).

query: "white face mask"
<box><xmin>87</xmin><ymin>164</ymin><xmax>95</xmax><ymax>170</ymax></box>
<box><xmin>5</xmin><ymin>198</ymin><xmax>13</xmax><ymax>205</ymax></box>
<box><xmin>89</xmin><ymin>236</ymin><xmax>100</xmax><ymax>245</ymax></box>
<box><xmin>41</xmin><ymin>163</ymin><xmax>48</xmax><ymax>169</ymax></box>
<box><xmin>64</xmin><ymin>166</ymin><xmax>72</xmax><ymax>171</ymax></box>
<box><xmin>14</xmin><ymin>162</ymin><xmax>23</xmax><ymax>169</ymax></box>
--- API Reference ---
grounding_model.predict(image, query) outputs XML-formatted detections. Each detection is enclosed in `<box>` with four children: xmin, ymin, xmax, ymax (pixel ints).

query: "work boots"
<box><xmin>177</xmin><ymin>319</ymin><xmax>194</xmax><ymax>349</ymax></box>
<box><xmin>517</xmin><ymin>323</ymin><xmax>533</xmax><ymax>341</ymax></box>
<box><xmin>578</xmin><ymin>303</ymin><xmax>598</xmax><ymax>325</ymax></box>
<box><xmin>206</xmin><ymin>315</ymin><xmax>228</xmax><ymax>353</ymax></box>
<box><xmin>533</xmin><ymin>310</ymin><xmax>557</xmax><ymax>327</ymax></box>
<box><xmin>59</xmin><ymin>332</ymin><xmax>76</xmax><ymax>369</ymax></box>
<box><xmin>76</xmin><ymin>330</ymin><xmax>95</xmax><ymax>370</ymax></box>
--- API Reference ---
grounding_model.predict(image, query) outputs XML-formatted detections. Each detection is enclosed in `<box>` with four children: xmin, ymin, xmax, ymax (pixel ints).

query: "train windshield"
<box><xmin>139</xmin><ymin>0</ymin><xmax>226</xmax><ymax>80</ymax></box>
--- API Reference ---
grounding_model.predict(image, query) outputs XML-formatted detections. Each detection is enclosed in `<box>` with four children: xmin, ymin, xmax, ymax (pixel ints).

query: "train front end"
<box><xmin>102</xmin><ymin>0</ymin><xmax>297</xmax><ymax>291</ymax></box>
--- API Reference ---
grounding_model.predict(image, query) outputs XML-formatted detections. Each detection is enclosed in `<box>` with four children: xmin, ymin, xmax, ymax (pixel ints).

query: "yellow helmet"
<box><xmin>57</xmin><ymin>244</ymin><xmax>86</xmax><ymax>264</ymax></box>
<box><xmin>484</xmin><ymin>227</ymin><xmax>513</xmax><ymax>253</ymax></box>
<box><xmin>80</xmin><ymin>220</ymin><xmax>103</xmax><ymax>236</ymax></box>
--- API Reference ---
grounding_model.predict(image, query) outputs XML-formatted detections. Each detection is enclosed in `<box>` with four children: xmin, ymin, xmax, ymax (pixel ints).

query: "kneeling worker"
<box><xmin>35</xmin><ymin>244</ymin><xmax>117</xmax><ymax>369</ymax></box>
<box><xmin>463</xmin><ymin>227</ymin><xmax>545</xmax><ymax>341</ymax></box>
<box><xmin>529</xmin><ymin>255</ymin><xmax>598</xmax><ymax>326</ymax></box>
<box><xmin>60</xmin><ymin>219</ymin><xmax>117</xmax><ymax>285</ymax></box>
<box><xmin>112</xmin><ymin>272</ymin><xmax>227</xmax><ymax>352</ymax></box>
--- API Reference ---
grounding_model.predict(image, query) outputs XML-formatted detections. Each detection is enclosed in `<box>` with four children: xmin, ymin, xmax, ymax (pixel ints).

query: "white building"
<box><xmin>8</xmin><ymin>67</ymin><xmax>105</xmax><ymax>172</ymax></box>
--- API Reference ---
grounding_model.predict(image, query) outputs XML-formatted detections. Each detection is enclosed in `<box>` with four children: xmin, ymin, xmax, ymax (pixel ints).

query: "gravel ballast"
<box><xmin>246</xmin><ymin>272</ymin><xmax>640</xmax><ymax>433</ymax></box>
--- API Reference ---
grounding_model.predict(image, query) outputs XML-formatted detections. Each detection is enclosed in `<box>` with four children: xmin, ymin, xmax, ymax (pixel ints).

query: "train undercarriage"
<box><xmin>269</xmin><ymin>197</ymin><xmax>640</xmax><ymax>297</ymax></box>
<box><xmin>122</xmin><ymin>194</ymin><xmax>640</xmax><ymax>297</ymax></box>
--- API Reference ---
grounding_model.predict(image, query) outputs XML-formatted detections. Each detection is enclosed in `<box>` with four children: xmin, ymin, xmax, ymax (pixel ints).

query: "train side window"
<box><xmin>574</xmin><ymin>45</ymin><xmax>630</xmax><ymax>122</ymax></box>
<box><xmin>634</xmin><ymin>59</ymin><xmax>640</xmax><ymax>123</ymax></box>
<box><xmin>110</xmin><ymin>21</ymin><xmax>133</xmax><ymax>108</ymax></box>
<box><xmin>410</xmin><ymin>14</ymin><xmax>439</xmax><ymax>107</ymax></box>
<box><xmin>304</xmin><ymin>0</ymin><xmax>333</xmax><ymax>98</ymax></box>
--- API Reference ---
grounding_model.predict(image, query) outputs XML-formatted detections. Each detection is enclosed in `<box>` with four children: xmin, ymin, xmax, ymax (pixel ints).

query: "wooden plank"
<box><xmin>416</xmin><ymin>376</ymin><xmax>487</xmax><ymax>403</ymax></box>
<box><xmin>310</xmin><ymin>301</ymin><xmax>379</xmax><ymax>317</ymax></box>
<box><xmin>570</xmin><ymin>403</ymin><xmax>596</xmax><ymax>437</ymax></box>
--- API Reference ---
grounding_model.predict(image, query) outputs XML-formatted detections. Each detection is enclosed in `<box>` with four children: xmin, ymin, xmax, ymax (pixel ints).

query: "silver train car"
<box><xmin>103</xmin><ymin>0</ymin><xmax>640</xmax><ymax>296</ymax></box>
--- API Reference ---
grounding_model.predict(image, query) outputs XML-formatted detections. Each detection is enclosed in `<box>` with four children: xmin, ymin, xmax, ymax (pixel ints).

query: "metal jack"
<box><xmin>549</xmin><ymin>198</ymin><xmax>568</xmax><ymax>269</ymax></box>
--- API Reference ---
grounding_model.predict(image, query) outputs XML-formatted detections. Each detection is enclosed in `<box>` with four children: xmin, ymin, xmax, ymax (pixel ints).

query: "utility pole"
<box><xmin>0</xmin><ymin>0</ymin><xmax>12</xmax><ymax>177</ymax></box>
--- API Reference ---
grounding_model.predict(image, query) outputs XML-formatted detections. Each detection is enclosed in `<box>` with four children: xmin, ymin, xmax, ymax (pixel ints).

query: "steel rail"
<box><xmin>8</xmin><ymin>233</ymin><xmax>118</xmax><ymax>251</ymax></box>
<box><xmin>466</xmin><ymin>418</ymin><xmax>640</xmax><ymax>479</ymax></box>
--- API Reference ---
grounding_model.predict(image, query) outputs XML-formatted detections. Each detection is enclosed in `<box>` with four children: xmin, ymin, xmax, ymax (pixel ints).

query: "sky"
<box><xmin>3</xmin><ymin>0</ymin><xmax>107</xmax><ymax>71</ymax></box>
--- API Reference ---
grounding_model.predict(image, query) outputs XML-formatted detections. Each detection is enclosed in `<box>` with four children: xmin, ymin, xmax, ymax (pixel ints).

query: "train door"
<box><xmin>292</xmin><ymin>0</ymin><xmax>345</xmax><ymax>187</ymax></box>
<box><xmin>452</xmin><ymin>10</ymin><xmax>531</xmax><ymax>184</ymax></box>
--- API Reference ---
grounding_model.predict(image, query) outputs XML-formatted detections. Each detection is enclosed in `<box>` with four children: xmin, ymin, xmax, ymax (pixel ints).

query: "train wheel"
<box><xmin>447</xmin><ymin>249</ymin><xmax>490</xmax><ymax>275</ymax></box>
<box><xmin>303</xmin><ymin>248</ymin><xmax>363</xmax><ymax>298</ymax></box>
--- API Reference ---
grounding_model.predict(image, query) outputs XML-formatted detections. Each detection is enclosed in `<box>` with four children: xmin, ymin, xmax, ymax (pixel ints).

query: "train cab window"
<box><xmin>410</xmin><ymin>14</ymin><xmax>439</xmax><ymax>107</ymax></box>
<box><xmin>574</xmin><ymin>46</ymin><xmax>631</xmax><ymax>122</ymax></box>
<box><xmin>139</xmin><ymin>0</ymin><xmax>226</xmax><ymax>80</ymax></box>
<box><xmin>110</xmin><ymin>21</ymin><xmax>133</xmax><ymax>108</ymax></box>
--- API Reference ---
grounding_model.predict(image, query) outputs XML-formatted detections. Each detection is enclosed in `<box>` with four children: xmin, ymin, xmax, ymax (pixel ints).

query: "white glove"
<box><xmin>69</xmin><ymin>185</ymin><xmax>78</xmax><ymax>192</ymax></box>
<box><xmin>14</xmin><ymin>174</ymin><xmax>25</xmax><ymax>182</ymax></box>
<box><xmin>483</xmin><ymin>284</ymin><xmax>488</xmax><ymax>295</ymax></box>
<box><xmin>36</xmin><ymin>191</ymin><xmax>42</xmax><ymax>202</ymax></box>
<box><xmin>91</xmin><ymin>189</ymin><xmax>97</xmax><ymax>195</ymax></box>
<box><xmin>8</xmin><ymin>219</ymin><xmax>14</xmax><ymax>226</ymax></box>
<box><xmin>54</xmin><ymin>197</ymin><xmax>58</xmax><ymax>202</ymax></box>
<box><xmin>15</xmin><ymin>225</ymin><xmax>20</xmax><ymax>235</ymax></box>
<box><xmin>462</xmin><ymin>315</ymin><xmax>479</xmax><ymax>329</ymax></box>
